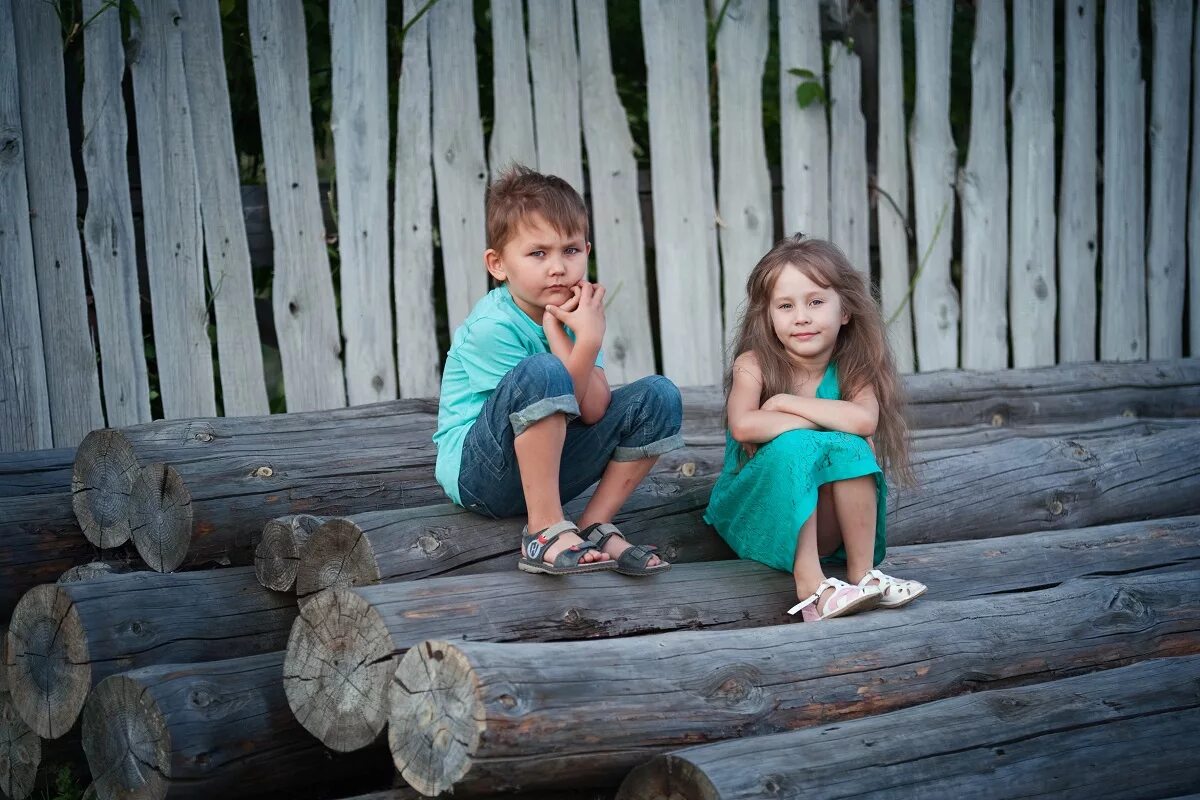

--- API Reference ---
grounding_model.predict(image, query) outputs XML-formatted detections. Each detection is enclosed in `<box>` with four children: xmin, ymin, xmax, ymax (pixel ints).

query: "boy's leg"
<box><xmin>828</xmin><ymin>476</ymin><xmax>878</xmax><ymax>583</ymax></box>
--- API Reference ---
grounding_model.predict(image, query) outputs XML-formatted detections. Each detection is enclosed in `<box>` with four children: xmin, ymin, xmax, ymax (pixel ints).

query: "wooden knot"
<box><xmin>990</xmin><ymin>412</ymin><xmax>1006</xmax><ymax>427</ymax></box>
<box><xmin>417</xmin><ymin>534</ymin><xmax>442</xmax><ymax>555</ymax></box>
<box><xmin>253</xmin><ymin>466</ymin><xmax>274</xmax><ymax>478</ymax></box>
<box><xmin>1047</xmin><ymin>499</ymin><xmax>1064</xmax><ymax>516</ymax></box>
<box><xmin>195</xmin><ymin>432</ymin><xmax>214</xmax><ymax>443</ymax></box>
<box><xmin>680</xmin><ymin>462</ymin><xmax>697</xmax><ymax>477</ymax></box>
<box><xmin>1121</xmin><ymin>408</ymin><xmax>1136</xmax><ymax>418</ymax></box>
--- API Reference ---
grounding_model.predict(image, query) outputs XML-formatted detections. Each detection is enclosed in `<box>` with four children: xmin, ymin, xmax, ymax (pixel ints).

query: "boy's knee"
<box><xmin>510</xmin><ymin>353</ymin><xmax>573</xmax><ymax>398</ymax></box>
<box><xmin>630</xmin><ymin>375</ymin><xmax>683</xmax><ymax>434</ymax></box>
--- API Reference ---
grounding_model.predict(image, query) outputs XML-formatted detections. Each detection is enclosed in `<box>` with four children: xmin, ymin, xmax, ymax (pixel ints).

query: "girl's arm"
<box><xmin>762</xmin><ymin>389</ymin><xmax>879</xmax><ymax>437</ymax></box>
<box><xmin>726</xmin><ymin>353</ymin><xmax>821</xmax><ymax>444</ymax></box>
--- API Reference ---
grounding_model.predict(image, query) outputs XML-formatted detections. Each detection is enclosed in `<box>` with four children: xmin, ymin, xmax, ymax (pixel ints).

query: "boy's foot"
<box><xmin>519</xmin><ymin>521</ymin><xmax>615</xmax><ymax>575</ymax></box>
<box><xmin>854</xmin><ymin>569</ymin><xmax>927</xmax><ymax>608</ymax></box>
<box><xmin>578</xmin><ymin>522</ymin><xmax>670</xmax><ymax>576</ymax></box>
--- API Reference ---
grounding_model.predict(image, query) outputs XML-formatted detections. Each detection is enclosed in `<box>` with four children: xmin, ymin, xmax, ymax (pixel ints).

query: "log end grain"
<box><xmin>255</xmin><ymin>514</ymin><xmax>325</xmax><ymax>592</ymax></box>
<box><xmin>6</xmin><ymin>585</ymin><xmax>90</xmax><ymax>739</ymax></box>
<box><xmin>295</xmin><ymin>518</ymin><xmax>382</xmax><ymax>603</ymax></box>
<box><xmin>81</xmin><ymin>674</ymin><xmax>168</xmax><ymax>800</ymax></box>
<box><xmin>0</xmin><ymin>690</ymin><xmax>42</xmax><ymax>800</ymax></box>
<box><xmin>128</xmin><ymin>464</ymin><xmax>192</xmax><ymax>573</ymax></box>
<box><xmin>284</xmin><ymin>588</ymin><xmax>394</xmax><ymax>752</ymax></box>
<box><xmin>616</xmin><ymin>758</ymin><xmax>720</xmax><ymax>800</ymax></box>
<box><xmin>388</xmin><ymin>641</ymin><xmax>483</xmax><ymax>797</ymax></box>
<box><xmin>71</xmin><ymin>429</ymin><xmax>139</xmax><ymax>549</ymax></box>
<box><xmin>58</xmin><ymin>562</ymin><xmax>132</xmax><ymax>584</ymax></box>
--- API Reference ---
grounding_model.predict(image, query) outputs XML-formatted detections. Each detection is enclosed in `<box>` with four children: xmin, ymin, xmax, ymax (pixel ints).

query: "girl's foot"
<box><xmin>855</xmin><ymin>569</ymin><xmax>927</xmax><ymax>608</ymax></box>
<box><xmin>518</xmin><ymin>521</ymin><xmax>613</xmax><ymax>575</ymax></box>
<box><xmin>578</xmin><ymin>522</ymin><xmax>670</xmax><ymax>575</ymax></box>
<box><xmin>789</xmin><ymin>577</ymin><xmax>881</xmax><ymax>622</ymax></box>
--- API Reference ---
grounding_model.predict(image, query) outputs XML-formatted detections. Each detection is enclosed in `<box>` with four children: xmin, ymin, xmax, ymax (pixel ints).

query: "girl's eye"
<box><xmin>529</xmin><ymin>250</ymin><xmax>545</xmax><ymax>257</ymax></box>
<box><xmin>810</xmin><ymin>299</ymin><xmax>824</xmax><ymax>306</ymax></box>
<box><xmin>778</xmin><ymin>303</ymin><xmax>792</xmax><ymax>310</ymax></box>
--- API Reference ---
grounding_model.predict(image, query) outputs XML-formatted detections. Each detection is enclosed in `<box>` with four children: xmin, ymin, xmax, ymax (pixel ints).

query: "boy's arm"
<box><xmin>761</xmin><ymin>390</ymin><xmax>879</xmax><ymax>437</ymax></box>
<box><xmin>726</xmin><ymin>354</ymin><xmax>821</xmax><ymax>444</ymax></box>
<box><xmin>579</xmin><ymin>367</ymin><xmax>610</xmax><ymax>423</ymax></box>
<box><xmin>545</xmin><ymin>321</ymin><xmax>607</xmax><ymax>419</ymax></box>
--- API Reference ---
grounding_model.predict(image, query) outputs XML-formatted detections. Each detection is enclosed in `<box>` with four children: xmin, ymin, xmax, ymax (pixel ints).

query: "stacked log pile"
<box><xmin>0</xmin><ymin>359</ymin><xmax>1197</xmax><ymax>799</ymax></box>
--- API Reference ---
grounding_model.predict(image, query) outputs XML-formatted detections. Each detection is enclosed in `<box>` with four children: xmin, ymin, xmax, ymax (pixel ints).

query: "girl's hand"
<box><xmin>546</xmin><ymin>281</ymin><xmax>606</xmax><ymax>347</ymax></box>
<box><xmin>760</xmin><ymin>393</ymin><xmax>790</xmax><ymax>413</ymax></box>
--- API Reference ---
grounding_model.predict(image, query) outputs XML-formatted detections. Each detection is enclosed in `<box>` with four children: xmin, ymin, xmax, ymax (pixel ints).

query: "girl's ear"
<box><xmin>841</xmin><ymin>310</ymin><xmax>850</xmax><ymax>326</ymax></box>
<box><xmin>484</xmin><ymin>248</ymin><xmax>506</xmax><ymax>282</ymax></box>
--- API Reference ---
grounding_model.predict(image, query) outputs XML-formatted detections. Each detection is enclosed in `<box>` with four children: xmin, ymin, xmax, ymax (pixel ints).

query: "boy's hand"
<box><xmin>546</xmin><ymin>281</ymin><xmax>606</xmax><ymax>347</ymax></box>
<box><xmin>543</xmin><ymin>290</ymin><xmax>577</xmax><ymax>358</ymax></box>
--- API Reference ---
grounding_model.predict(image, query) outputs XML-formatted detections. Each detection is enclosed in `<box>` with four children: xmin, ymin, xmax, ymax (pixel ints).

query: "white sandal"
<box><xmin>857</xmin><ymin>569</ymin><xmax>927</xmax><ymax>608</ymax></box>
<box><xmin>788</xmin><ymin>577</ymin><xmax>881</xmax><ymax>622</ymax></box>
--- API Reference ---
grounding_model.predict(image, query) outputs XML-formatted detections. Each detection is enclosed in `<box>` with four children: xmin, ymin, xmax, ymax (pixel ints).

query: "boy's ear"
<box><xmin>484</xmin><ymin>248</ymin><xmax>506</xmax><ymax>282</ymax></box>
<box><xmin>586</xmin><ymin>241</ymin><xmax>592</xmax><ymax>257</ymax></box>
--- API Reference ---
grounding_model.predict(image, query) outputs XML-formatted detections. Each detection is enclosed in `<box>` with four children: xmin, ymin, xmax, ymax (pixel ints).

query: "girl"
<box><xmin>704</xmin><ymin>236</ymin><xmax>925</xmax><ymax>622</ymax></box>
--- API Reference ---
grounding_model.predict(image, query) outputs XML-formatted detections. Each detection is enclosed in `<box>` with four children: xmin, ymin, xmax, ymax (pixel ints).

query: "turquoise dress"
<box><xmin>703</xmin><ymin>362</ymin><xmax>887</xmax><ymax>572</ymax></box>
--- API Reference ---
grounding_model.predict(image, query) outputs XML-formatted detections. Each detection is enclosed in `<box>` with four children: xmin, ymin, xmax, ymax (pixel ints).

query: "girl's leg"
<box><xmin>514</xmin><ymin>414</ymin><xmax>607</xmax><ymax>564</ymax></box>
<box><xmin>576</xmin><ymin>457</ymin><xmax>661</xmax><ymax>566</ymax></box>
<box><xmin>793</xmin><ymin>512</ymin><xmax>832</xmax><ymax>605</ymax></box>
<box><xmin>815</xmin><ymin>484</ymin><xmax>843</xmax><ymax>557</ymax></box>
<box><xmin>828</xmin><ymin>475</ymin><xmax>878</xmax><ymax>583</ymax></box>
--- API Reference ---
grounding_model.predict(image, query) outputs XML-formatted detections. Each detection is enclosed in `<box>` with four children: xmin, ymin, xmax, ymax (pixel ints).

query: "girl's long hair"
<box><xmin>725</xmin><ymin>235</ymin><xmax>915</xmax><ymax>486</ymax></box>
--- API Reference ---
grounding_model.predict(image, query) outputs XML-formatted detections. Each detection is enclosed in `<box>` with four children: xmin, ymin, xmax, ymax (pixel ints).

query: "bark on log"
<box><xmin>254</xmin><ymin>514</ymin><xmax>327</xmax><ymax>592</ymax></box>
<box><xmin>70</xmin><ymin>398</ymin><xmax>439</xmax><ymax>570</ymax></box>
<box><xmin>294</xmin><ymin>426</ymin><xmax>1200</xmax><ymax>597</ymax></box>
<box><xmin>286</xmin><ymin>515</ymin><xmax>1200</xmax><ymax>752</ymax></box>
<box><xmin>81</xmin><ymin>652</ymin><xmax>391</xmax><ymax>800</ymax></box>
<box><xmin>3</xmin><ymin>567</ymin><xmax>296</xmax><ymax>739</ymax></box>
<box><xmin>388</xmin><ymin>571</ymin><xmax>1200</xmax><ymax>795</ymax></box>
<box><xmin>617</xmin><ymin>655</ymin><xmax>1200</xmax><ymax>800</ymax></box>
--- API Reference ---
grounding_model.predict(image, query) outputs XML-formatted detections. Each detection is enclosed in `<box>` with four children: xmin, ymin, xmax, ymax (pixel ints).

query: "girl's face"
<box><xmin>768</xmin><ymin>263</ymin><xmax>849</xmax><ymax>363</ymax></box>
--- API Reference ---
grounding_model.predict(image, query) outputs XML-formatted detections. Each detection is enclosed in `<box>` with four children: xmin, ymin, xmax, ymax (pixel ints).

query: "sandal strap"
<box><xmin>550</xmin><ymin>540</ymin><xmax>604</xmax><ymax>568</ymax></box>
<box><xmin>524</xmin><ymin>520</ymin><xmax>580</xmax><ymax>561</ymax></box>
<box><xmin>579</xmin><ymin>522</ymin><xmax>624</xmax><ymax>550</ymax></box>
<box><xmin>791</xmin><ymin>577</ymin><xmax>850</xmax><ymax>613</ymax></box>
<box><xmin>617</xmin><ymin>543</ymin><xmax>656</xmax><ymax>568</ymax></box>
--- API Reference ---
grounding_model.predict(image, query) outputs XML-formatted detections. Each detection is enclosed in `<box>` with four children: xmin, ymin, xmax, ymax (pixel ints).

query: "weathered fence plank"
<box><xmin>715</xmin><ymin>0</ymin><xmax>772</xmax><ymax>346</ymax></box>
<box><xmin>1101</xmin><ymin>0</ymin><xmax>1146</xmax><ymax>361</ymax></box>
<box><xmin>0</xmin><ymin>0</ymin><xmax>51</xmax><ymax>452</ymax></box>
<box><xmin>528</xmin><ymin>0</ymin><xmax>583</xmax><ymax>192</ymax></box>
<box><xmin>387</xmin><ymin>571</ymin><xmax>1200</xmax><ymax>795</ymax></box>
<box><xmin>617</xmin><ymin>656</ymin><xmax>1200</xmax><ymax>800</ymax></box>
<box><xmin>249</xmin><ymin>0</ymin><xmax>346</xmax><ymax>412</ymax></box>
<box><xmin>81</xmin><ymin>0</ymin><xmax>151</xmax><ymax>428</ymax></box>
<box><xmin>11</xmin><ymin>0</ymin><xmax>104</xmax><ymax>444</ymax></box>
<box><xmin>488</xmin><ymin>0</ymin><xmax>537</xmax><ymax>176</ymax></box>
<box><xmin>4</xmin><ymin>567</ymin><xmax>296</xmax><ymax>739</ymax></box>
<box><xmin>430</xmin><ymin>0</ymin><xmax>489</xmax><ymax>331</ymax></box>
<box><xmin>958</xmin><ymin>0</ymin><xmax>1007</xmax><ymax>371</ymax></box>
<box><xmin>332</xmin><ymin>0</ymin><xmax>396</xmax><ymax>406</ymax></box>
<box><xmin>575</xmin><ymin>0</ymin><xmax>655</xmax><ymax>383</ymax></box>
<box><xmin>909</xmin><ymin>0</ymin><xmax>959</xmax><ymax>371</ymax></box>
<box><xmin>1147</xmin><ymin>0</ymin><xmax>1193</xmax><ymax>359</ymax></box>
<box><xmin>778</xmin><ymin>0</ymin><xmax>828</xmax><ymax>238</ymax></box>
<box><xmin>1010</xmin><ymin>0</ymin><xmax>1056</xmax><ymax>368</ymax></box>
<box><xmin>128</xmin><ymin>0</ymin><xmax>217</xmax><ymax>420</ymax></box>
<box><xmin>285</xmin><ymin>516</ymin><xmax>1200</xmax><ymax>753</ymax></box>
<box><xmin>876</xmin><ymin>0</ymin><xmax>913</xmax><ymax>373</ymax></box>
<box><xmin>82</xmin><ymin>653</ymin><xmax>388</xmax><ymax>800</ymax></box>
<box><xmin>1193</xmin><ymin>4</ymin><xmax>1200</xmax><ymax>356</ymax></box>
<box><xmin>1058</xmin><ymin>0</ymin><xmax>1097</xmax><ymax>364</ymax></box>
<box><xmin>180</xmin><ymin>0</ymin><xmax>269</xmax><ymax>417</ymax></box>
<box><xmin>641</xmin><ymin>0</ymin><xmax>722</xmax><ymax>384</ymax></box>
<box><xmin>829</xmin><ymin>44</ymin><xmax>868</xmax><ymax>274</ymax></box>
<box><xmin>394</xmin><ymin>0</ymin><xmax>440</xmax><ymax>398</ymax></box>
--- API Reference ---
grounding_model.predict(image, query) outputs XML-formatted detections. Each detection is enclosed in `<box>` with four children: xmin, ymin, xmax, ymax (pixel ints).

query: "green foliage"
<box><xmin>787</xmin><ymin>67</ymin><xmax>827</xmax><ymax>110</ymax></box>
<box><xmin>39</xmin><ymin>763</ymin><xmax>84</xmax><ymax>800</ymax></box>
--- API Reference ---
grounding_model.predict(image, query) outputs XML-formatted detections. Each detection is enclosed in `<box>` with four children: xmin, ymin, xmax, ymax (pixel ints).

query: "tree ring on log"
<box><xmin>72</xmin><ymin>430</ymin><xmax>139</xmax><ymax>549</ymax></box>
<box><xmin>0</xmin><ymin>690</ymin><xmax>42</xmax><ymax>800</ymax></box>
<box><xmin>295</xmin><ymin>518</ymin><xmax>382</xmax><ymax>604</ymax></box>
<box><xmin>617</xmin><ymin>757</ymin><xmax>721</xmax><ymax>800</ymax></box>
<box><xmin>255</xmin><ymin>514</ymin><xmax>325</xmax><ymax>592</ymax></box>
<box><xmin>82</xmin><ymin>674</ymin><xmax>169</xmax><ymax>800</ymax></box>
<box><xmin>6</xmin><ymin>585</ymin><xmax>90</xmax><ymax>739</ymax></box>
<box><xmin>129</xmin><ymin>464</ymin><xmax>193</xmax><ymax>573</ymax></box>
<box><xmin>388</xmin><ymin>641</ymin><xmax>484</xmax><ymax>796</ymax></box>
<box><xmin>58</xmin><ymin>562</ymin><xmax>129</xmax><ymax>584</ymax></box>
<box><xmin>284</xmin><ymin>588</ymin><xmax>393</xmax><ymax>752</ymax></box>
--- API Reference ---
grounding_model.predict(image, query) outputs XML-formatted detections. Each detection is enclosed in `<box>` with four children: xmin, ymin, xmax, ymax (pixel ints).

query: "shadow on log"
<box><xmin>284</xmin><ymin>515</ymin><xmax>1200</xmax><ymax>752</ymax></box>
<box><xmin>617</xmin><ymin>655</ymin><xmax>1200</xmax><ymax>800</ymax></box>
<box><xmin>4</xmin><ymin>567</ymin><xmax>296</xmax><ymax>739</ymax></box>
<box><xmin>81</xmin><ymin>652</ymin><xmax>391</xmax><ymax>800</ymax></box>
<box><xmin>293</xmin><ymin>427</ymin><xmax>1200</xmax><ymax>598</ymax></box>
<box><xmin>387</xmin><ymin>570</ymin><xmax>1200</xmax><ymax>795</ymax></box>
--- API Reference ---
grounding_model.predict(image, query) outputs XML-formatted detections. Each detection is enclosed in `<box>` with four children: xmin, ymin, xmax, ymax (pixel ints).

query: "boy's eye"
<box><xmin>565</xmin><ymin>247</ymin><xmax>579</xmax><ymax>255</ymax></box>
<box><xmin>529</xmin><ymin>250</ymin><xmax>545</xmax><ymax>257</ymax></box>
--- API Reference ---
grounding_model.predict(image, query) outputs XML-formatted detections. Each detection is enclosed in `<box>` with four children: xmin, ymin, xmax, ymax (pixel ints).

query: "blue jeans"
<box><xmin>458</xmin><ymin>353</ymin><xmax>684</xmax><ymax>518</ymax></box>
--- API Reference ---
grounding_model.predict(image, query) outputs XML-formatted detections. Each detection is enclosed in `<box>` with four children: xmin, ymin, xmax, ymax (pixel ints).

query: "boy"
<box><xmin>434</xmin><ymin>165</ymin><xmax>683</xmax><ymax>575</ymax></box>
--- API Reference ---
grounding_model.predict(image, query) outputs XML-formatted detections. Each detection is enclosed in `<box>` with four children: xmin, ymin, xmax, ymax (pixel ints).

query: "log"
<box><xmin>81</xmin><ymin>652</ymin><xmax>390</xmax><ymax>800</ymax></box>
<box><xmin>387</xmin><ymin>570</ymin><xmax>1200</xmax><ymax>795</ymax></box>
<box><xmin>293</xmin><ymin>426</ymin><xmax>1200</xmax><ymax>596</ymax></box>
<box><xmin>70</xmin><ymin>398</ymin><xmax>439</xmax><ymax>570</ymax></box>
<box><xmin>57</xmin><ymin>562</ymin><xmax>135</xmax><ymax>584</ymax></box>
<box><xmin>3</xmin><ymin>567</ymin><xmax>296</xmax><ymax>739</ymax></box>
<box><xmin>285</xmin><ymin>515</ymin><xmax>1200</xmax><ymax>752</ymax></box>
<box><xmin>0</xmin><ymin>448</ymin><xmax>73</xmax><ymax>499</ymax></box>
<box><xmin>254</xmin><ymin>514</ymin><xmax>327</xmax><ymax>592</ymax></box>
<box><xmin>616</xmin><ymin>655</ymin><xmax>1200</xmax><ymax>800</ymax></box>
<box><xmin>0</xmin><ymin>684</ymin><xmax>39</xmax><ymax>800</ymax></box>
<box><xmin>0</xmin><ymin>492</ymin><xmax>92</xmax><ymax>622</ymax></box>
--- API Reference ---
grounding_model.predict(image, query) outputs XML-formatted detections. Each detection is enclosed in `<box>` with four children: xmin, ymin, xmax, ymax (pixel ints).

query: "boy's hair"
<box><xmin>727</xmin><ymin>235</ymin><xmax>914</xmax><ymax>486</ymax></box>
<box><xmin>486</xmin><ymin>164</ymin><xmax>589</xmax><ymax>252</ymax></box>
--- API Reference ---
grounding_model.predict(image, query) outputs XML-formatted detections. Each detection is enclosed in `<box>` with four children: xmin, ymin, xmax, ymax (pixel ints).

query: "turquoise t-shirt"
<box><xmin>434</xmin><ymin>285</ymin><xmax>603</xmax><ymax>505</ymax></box>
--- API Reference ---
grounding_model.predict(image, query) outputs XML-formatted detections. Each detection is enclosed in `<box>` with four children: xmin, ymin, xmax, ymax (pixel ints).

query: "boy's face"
<box><xmin>484</xmin><ymin>213</ymin><xmax>590</xmax><ymax>321</ymax></box>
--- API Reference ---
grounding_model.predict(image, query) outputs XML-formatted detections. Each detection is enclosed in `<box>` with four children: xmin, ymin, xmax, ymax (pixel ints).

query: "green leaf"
<box><xmin>786</xmin><ymin>67</ymin><xmax>816</xmax><ymax>79</ymax></box>
<box><xmin>795</xmin><ymin>81</ymin><xmax>824</xmax><ymax>109</ymax></box>
<box><xmin>220</xmin><ymin>0</ymin><xmax>235</xmax><ymax>17</ymax></box>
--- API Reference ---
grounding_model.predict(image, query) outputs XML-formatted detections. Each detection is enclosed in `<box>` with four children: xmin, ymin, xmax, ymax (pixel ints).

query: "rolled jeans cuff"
<box><xmin>509</xmin><ymin>394</ymin><xmax>579</xmax><ymax>437</ymax></box>
<box><xmin>613</xmin><ymin>432</ymin><xmax>685</xmax><ymax>462</ymax></box>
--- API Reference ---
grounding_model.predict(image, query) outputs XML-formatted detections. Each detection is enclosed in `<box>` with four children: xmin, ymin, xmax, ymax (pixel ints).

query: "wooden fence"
<box><xmin>1</xmin><ymin>0</ymin><xmax>1196</xmax><ymax>451</ymax></box>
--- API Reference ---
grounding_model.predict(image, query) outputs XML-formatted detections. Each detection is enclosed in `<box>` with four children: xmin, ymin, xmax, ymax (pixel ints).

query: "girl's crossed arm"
<box><xmin>726</xmin><ymin>353</ymin><xmax>820</xmax><ymax>444</ymax></box>
<box><xmin>761</xmin><ymin>390</ymin><xmax>879</xmax><ymax>437</ymax></box>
